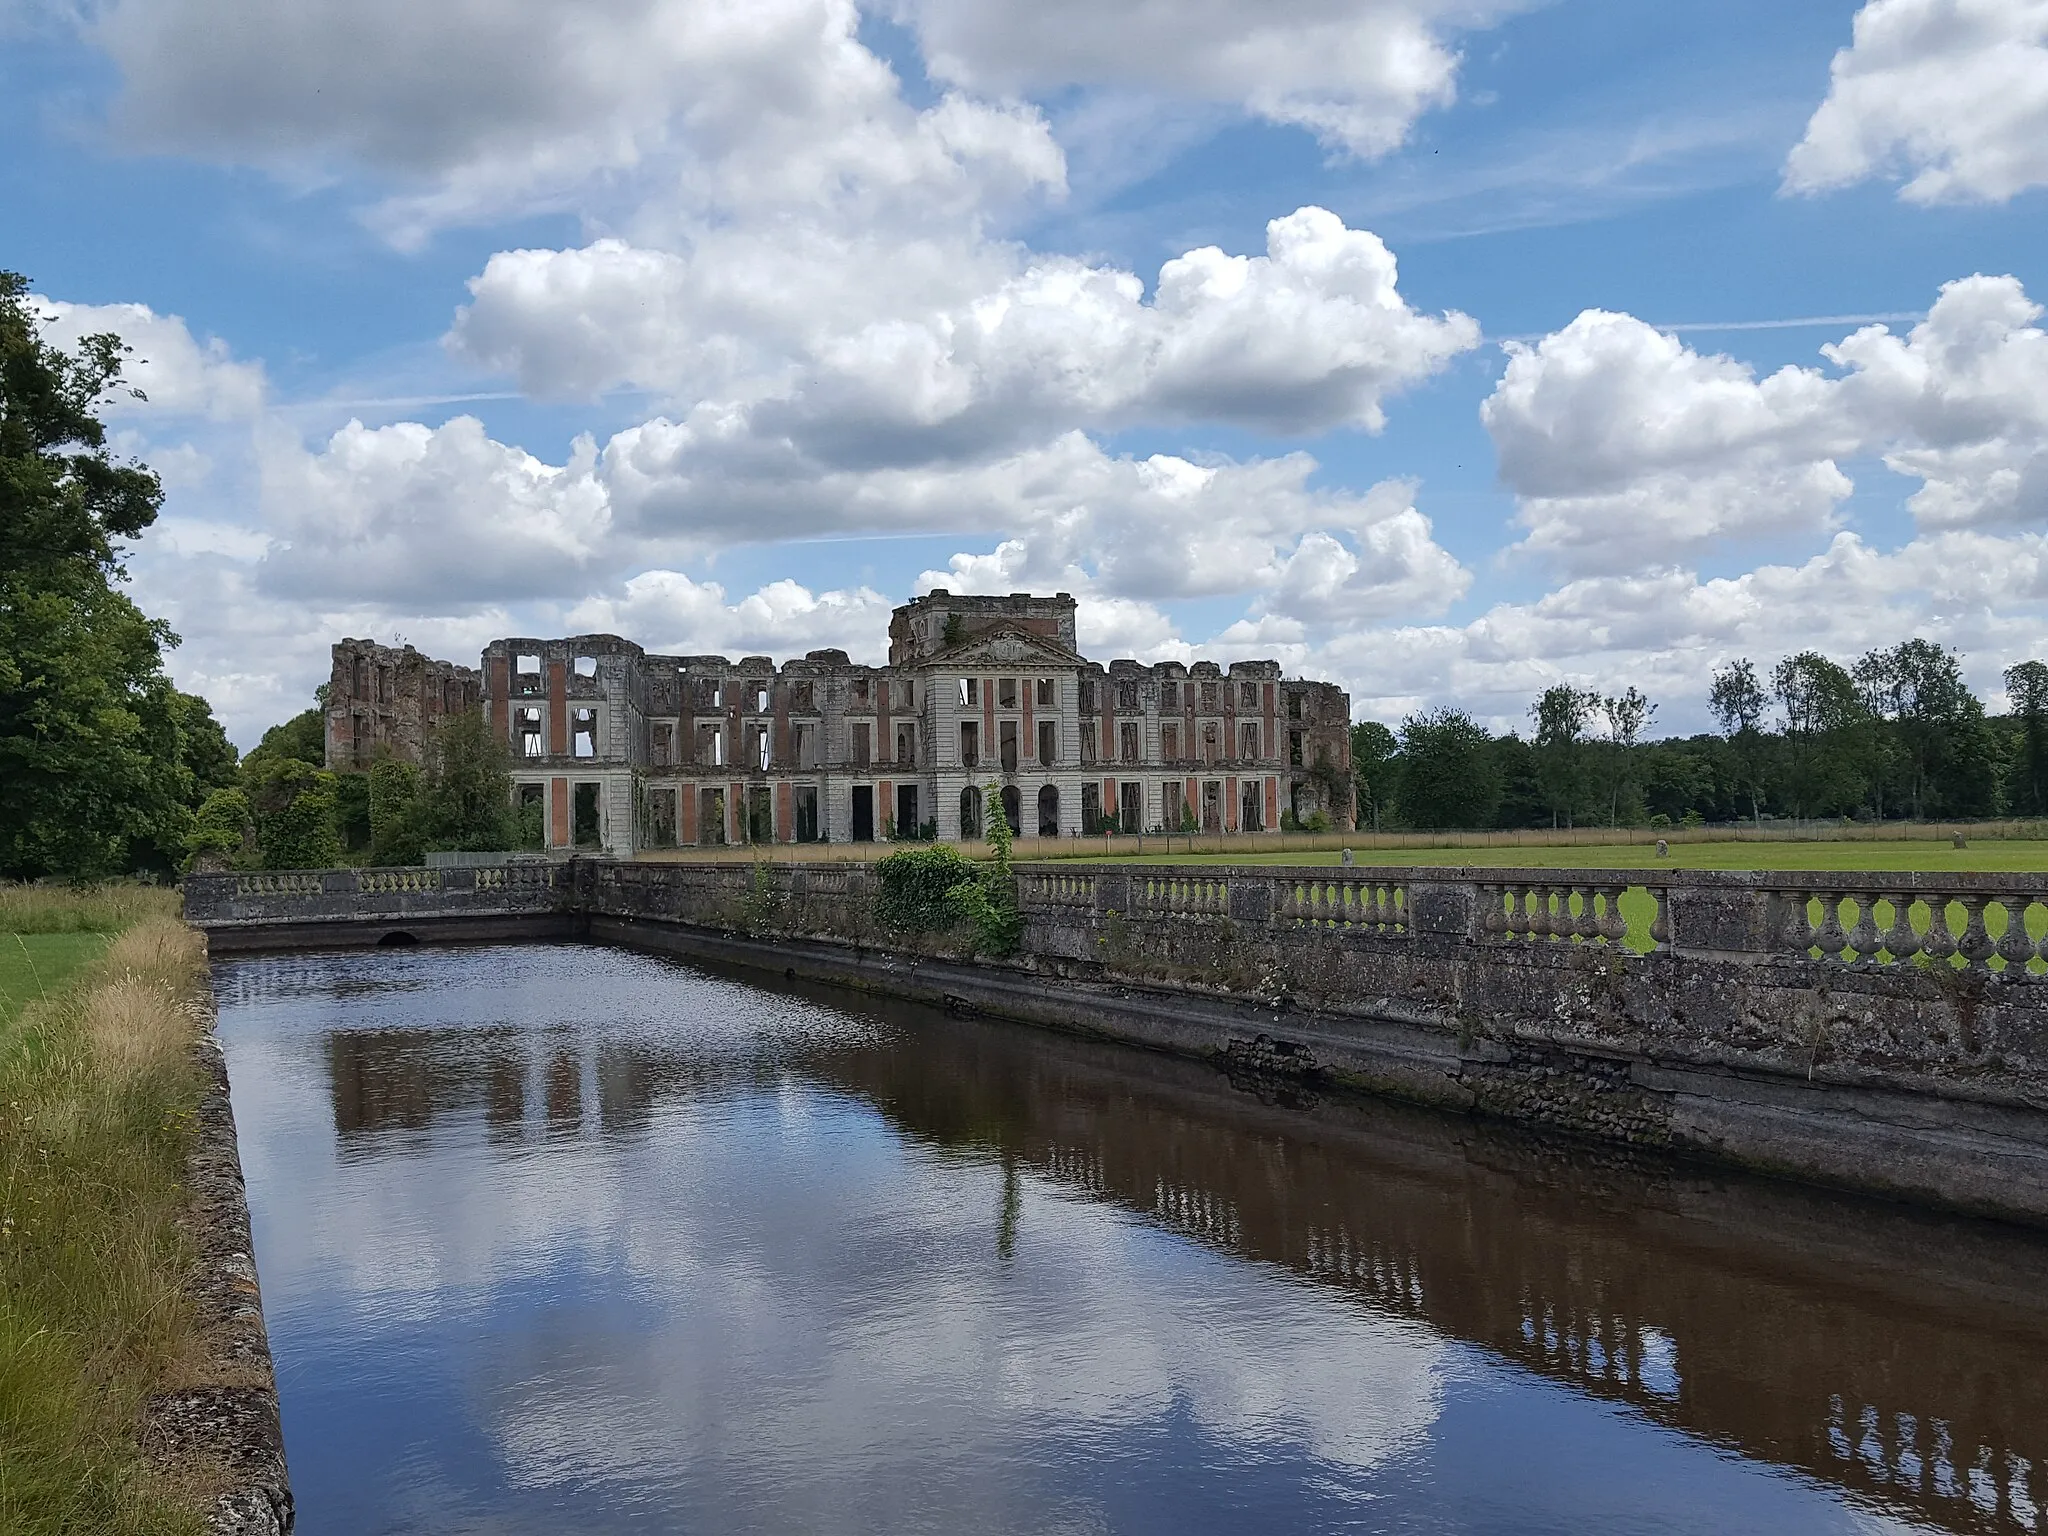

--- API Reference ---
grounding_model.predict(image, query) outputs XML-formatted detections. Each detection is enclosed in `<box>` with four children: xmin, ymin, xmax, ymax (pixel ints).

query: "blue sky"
<box><xmin>7</xmin><ymin>0</ymin><xmax>2048</xmax><ymax>746</ymax></box>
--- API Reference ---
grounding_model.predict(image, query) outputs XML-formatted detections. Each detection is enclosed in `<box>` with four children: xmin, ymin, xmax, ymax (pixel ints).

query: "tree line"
<box><xmin>1352</xmin><ymin>643</ymin><xmax>2048</xmax><ymax>832</ymax></box>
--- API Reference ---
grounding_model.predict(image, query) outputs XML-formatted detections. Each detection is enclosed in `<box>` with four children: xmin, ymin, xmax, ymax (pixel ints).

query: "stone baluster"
<box><xmin>1921</xmin><ymin>897</ymin><xmax>1958</xmax><ymax>964</ymax></box>
<box><xmin>1480</xmin><ymin>884</ymin><xmax>1506</xmax><ymax>939</ymax></box>
<box><xmin>1995</xmin><ymin>897</ymin><xmax>2035</xmax><ymax>974</ymax></box>
<box><xmin>1847</xmin><ymin>895</ymin><xmax>1885</xmax><ymax>966</ymax></box>
<box><xmin>1957</xmin><ymin>896</ymin><xmax>1996</xmax><ymax>969</ymax></box>
<box><xmin>1880</xmin><ymin>896</ymin><xmax>1920</xmax><ymax>961</ymax></box>
<box><xmin>1598</xmin><ymin>889</ymin><xmax>1629</xmax><ymax>945</ymax></box>
<box><xmin>1524</xmin><ymin>885</ymin><xmax>1549</xmax><ymax>940</ymax></box>
<box><xmin>1812</xmin><ymin>893</ymin><xmax>1848</xmax><ymax>961</ymax></box>
<box><xmin>1572</xmin><ymin>885</ymin><xmax>1600</xmax><ymax>942</ymax></box>
<box><xmin>1543</xmin><ymin>884</ymin><xmax>1568</xmax><ymax>941</ymax></box>
<box><xmin>1647</xmin><ymin>887</ymin><xmax>1671</xmax><ymax>951</ymax></box>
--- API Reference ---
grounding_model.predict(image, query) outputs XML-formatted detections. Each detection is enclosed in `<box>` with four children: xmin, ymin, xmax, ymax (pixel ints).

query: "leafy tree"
<box><xmin>368</xmin><ymin>757</ymin><xmax>424</xmax><ymax>865</ymax></box>
<box><xmin>413</xmin><ymin>708</ymin><xmax>516</xmax><ymax>851</ymax></box>
<box><xmin>185</xmin><ymin>787</ymin><xmax>256</xmax><ymax>871</ymax></box>
<box><xmin>1349</xmin><ymin>720</ymin><xmax>1397</xmax><ymax>832</ymax></box>
<box><xmin>1395</xmin><ymin>708</ymin><xmax>1501</xmax><ymax>829</ymax></box>
<box><xmin>247</xmin><ymin>706</ymin><xmax>327</xmax><ymax>769</ymax></box>
<box><xmin>1772</xmin><ymin>652</ymin><xmax>1866</xmax><ymax>818</ymax></box>
<box><xmin>0</xmin><ymin>271</ymin><xmax>219</xmax><ymax>879</ymax></box>
<box><xmin>2006</xmin><ymin>660</ymin><xmax>2048</xmax><ymax>815</ymax></box>
<box><xmin>1709</xmin><ymin>658</ymin><xmax>1768</xmax><ymax>825</ymax></box>
<box><xmin>1598</xmin><ymin>686</ymin><xmax>1657</xmax><ymax>826</ymax></box>
<box><xmin>244</xmin><ymin>755</ymin><xmax>343</xmax><ymax>869</ymax></box>
<box><xmin>1857</xmin><ymin>639</ymin><xmax>1992</xmax><ymax>819</ymax></box>
<box><xmin>1529</xmin><ymin>684</ymin><xmax>1597</xmax><ymax>829</ymax></box>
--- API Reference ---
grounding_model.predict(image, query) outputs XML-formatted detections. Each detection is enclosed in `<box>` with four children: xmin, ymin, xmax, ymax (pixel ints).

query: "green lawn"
<box><xmin>1078</xmin><ymin>839</ymin><xmax>2048</xmax><ymax>874</ymax></box>
<box><xmin>0</xmin><ymin>932</ymin><xmax>111</xmax><ymax>1029</ymax></box>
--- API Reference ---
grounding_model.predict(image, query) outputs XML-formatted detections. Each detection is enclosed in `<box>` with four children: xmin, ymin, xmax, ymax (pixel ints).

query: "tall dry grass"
<box><xmin>0</xmin><ymin>913</ymin><xmax>210</xmax><ymax>1535</ymax></box>
<box><xmin>0</xmin><ymin>882</ymin><xmax>181</xmax><ymax>936</ymax></box>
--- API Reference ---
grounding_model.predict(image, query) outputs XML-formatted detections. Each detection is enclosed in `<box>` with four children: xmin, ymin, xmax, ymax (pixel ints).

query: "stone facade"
<box><xmin>466</xmin><ymin>591</ymin><xmax>1353</xmax><ymax>855</ymax></box>
<box><xmin>324</xmin><ymin>640</ymin><xmax>482</xmax><ymax>770</ymax></box>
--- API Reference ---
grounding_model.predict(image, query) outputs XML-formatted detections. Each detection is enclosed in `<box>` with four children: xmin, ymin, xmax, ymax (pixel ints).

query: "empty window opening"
<box><xmin>1081</xmin><ymin>783</ymin><xmax>1103</xmax><ymax>833</ymax></box>
<box><xmin>1038</xmin><ymin>720</ymin><xmax>1056</xmax><ymax>765</ymax></box>
<box><xmin>959</xmin><ymin>720</ymin><xmax>979</xmax><ymax>767</ymax></box>
<box><xmin>1241</xmin><ymin>723</ymin><xmax>1260</xmax><ymax>760</ymax></box>
<box><xmin>377</xmin><ymin>666</ymin><xmax>393</xmax><ymax>705</ymax></box>
<box><xmin>352</xmin><ymin>655</ymin><xmax>368</xmax><ymax>700</ymax></box>
<box><xmin>574</xmin><ymin>655</ymin><xmax>597</xmax><ymax>678</ymax></box>
<box><xmin>573</xmin><ymin>783</ymin><xmax>602</xmax><ymax>848</ymax></box>
<box><xmin>517</xmin><ymin>706</ymin><xmax>544</xmax><ymax>759</ymax></box>
<box><xmin>352</xmin><ymin>713</ymin><xmax>369</xmax><ymax>767</ymax></box>
<box><xmin>1037</xmin><ymin>784</ymin><xmax>1060</xmax><ymax>838</ymax></box>
<box><xmin>852</xmin><ymin>785</ymin><xmax>875</xmax><ymax>842</ymax></box>
<box><xmin>794</xmin><ymin>786</ymin><xmax>821</xmax><ymax>843</ymax></box>
<box><xmin>959</xmin><ymin>677</ymin><xmax>979</xmax><ymax>706</ymax></box>
<box><xmin>1036</xmin><ymin>678</ymin><xmax>1055</xmax><ymax>707</ymax></box>
<box><xmin>753</xmin><ymin>683</ymin><xmax>770</xmax><ymax>713</ymax></box>
<box><xmin>647</xmin><ymin>788</ymin><xmax>677</xmax><ymax>849</ymax></box>
<box><xmin>1202</xmin><ymin>780</ymin><xmax>1222</xmax><ymax>833</ymax></box>
<box><xmin>999</xmin><ymin>784</ymin><xmax>1021</xmax><ymax>835</ymax></box>
<box><xmin>1079</xmin><ymin>720</ymin><xmax>1097</xmax><ymax>765</ymax></box>
<box><xmin>999</xmin><ymin>720</ymin><xmax>1019</xmax><ymax>773</ymax></box>
<box><xmin>651</xmin><ymin>722</ymin><xmax>674</xmax><ymax>767</ymax></box>
<box><xmin>747</xmin><ymin>786</ymin><xmax>773</xmax><ymax>844</ymax></box>
<box><xmin>895</xmin><ymin>783</ymin><xmax>920</xmax><ymax>839</ymax></box>
<box><xmin>1117</xmin><ymin>680</ymin><xmax>1139</xmax><ymax>711</ymax></box>
<box><xmin>1166</xmin><ymin>782</ymin><xmax>1190</xmax><ymax>831</ymax></box>
<box><xmin>792</xmin><ymin>680</ymin><xmax>815</xmax><ymax>712</ymax></box>
<box><xmin>1290</xmin><ymin>731</ymin><xmax>1304</xmax><ymax>766</ymax></box>
<box><xmin>1161</xmin><ymin>681</ymin><xmax>1179</xmax><ymax>710</ymax></box>
<box><xmin>998</xmin><ymin>677</ymin><xmax>1018</xmax><ymax>710</ymax></box>
<box><xmin>1203</xmin><ymin>722</ymin><xmax>1220</xmax><ymax>762</ymax></box>
<box><xmin>959</xmin><ymin>786</ymin><xmax>982</xmax><ymax>839</ymax></box>
<box><xmin>1120</xmin><ymin>722</ymin><xmax>1139</xmax><ymax>764</ymax></box>
<box><xmin>852</xmin><ymin>677</ymin><xmax>871</xmax><ymax>707</ymax></box>
<box><xmin>896</xmin><ymin>724</ymin><xmax>916</xmax><ymax>767</ymax></box>
<box><xmin>796</xmin><ymin>724</ymin><xmax>818</xmax><ymax>770</ymax></box>
<box><xmin>1200</xmin><ymin>682</ymin><xmax>1219</xmax><ymax>711</ymax></box>
<box><xmin>1080</xmin><ymin>680</ymin><xmax>1098</xmax><ymax>712</ymax></box>
<box><xmin>1162</xmin><ymin>724</ymin><xmax>1180</xmax><ymax>761</ymax></box>
<box><xmin>753</xmin><ymin>725</ymin><xmax>771</xmax><ymax>771</ymax></box>
<box><xmin>1241</xmin><ymin>680</ymin><xmax>1258</xmax><ymax>708</ymax></box>
<box><xmin>1120</xmin><ymin>780</ymin><xmax>1143</xmax><ymax>833</ymax></box>
<box><xmin>697</xmin><ymin>724</ymin><xmax>723</xmax><ymax>767</ymax></box>
<box><xmin>571</xmin><ymin>707</ymin><xmax>598</xmax><ymax>758</ymax></box>
<box><xmin>699</xmin><ymin>788</ymin><xmax>726</xmax><ymax>846</ymax></box>
<box><xmin>852</xmin><ymin>722</ymin><xmax>872</xmax><ymax>768</ymax></box>
<box><xmin>515</xmin><ymin>654</ymin><xmax>542</xmax><ymax>696</ymax></box>
<box><xmin>1241</xmin><ymin>779</ymin><xmax>1264</xmax><ymax>833</ymax></box>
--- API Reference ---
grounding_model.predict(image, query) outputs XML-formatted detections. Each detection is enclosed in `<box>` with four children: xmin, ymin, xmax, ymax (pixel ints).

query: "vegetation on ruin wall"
<box><xmin>1</xmin><ymin>275</ymin><xmax>238</xmax><ymax>883</ymax></box>
<box><xmin>873</xmin><ymin>786</ymin><xmax>1020</xmax><ymax>956</ymax></box>
<box><xmin>1</xmin><ymin>885</ymin><xmax>212</xmax><ymax>1534</ymax></box>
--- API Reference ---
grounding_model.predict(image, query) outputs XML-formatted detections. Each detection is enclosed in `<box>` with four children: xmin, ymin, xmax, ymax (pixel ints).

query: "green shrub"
<box><xmin>182</xmin><ymin>788</ymin><xmax>255</xmax><ymax>872</ymax></box>
<box><xmin>875</xmin><ymin>844</ymin><xmax>979</xmax><ymax>931</ymax></box>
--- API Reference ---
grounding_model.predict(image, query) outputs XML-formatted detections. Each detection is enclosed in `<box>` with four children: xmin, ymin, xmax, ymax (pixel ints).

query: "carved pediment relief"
<box><xmin>933</xmin><ymin>624</ymin><xmax>1082</xmax><ymax>668</ymax></box>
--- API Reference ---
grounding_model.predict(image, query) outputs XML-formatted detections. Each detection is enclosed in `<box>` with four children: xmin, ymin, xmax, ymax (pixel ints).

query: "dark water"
<box><xmin>212</xmin><ymin>942</ymin><xmax>2048</xmax><ymax>1535</ymax></box>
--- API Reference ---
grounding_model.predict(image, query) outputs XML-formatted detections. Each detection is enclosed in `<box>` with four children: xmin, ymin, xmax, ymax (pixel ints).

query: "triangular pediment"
<box><xmin>929</xmin><ymin>623</ymin><xmax>1084</xmax><ymax>669</ymax></box>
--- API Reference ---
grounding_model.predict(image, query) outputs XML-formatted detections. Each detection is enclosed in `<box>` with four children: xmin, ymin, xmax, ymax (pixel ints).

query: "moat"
<box><xmin>214</xmin><ymin>941</ymin><xmax>2048</xmax><ymax>1535</ymax></box>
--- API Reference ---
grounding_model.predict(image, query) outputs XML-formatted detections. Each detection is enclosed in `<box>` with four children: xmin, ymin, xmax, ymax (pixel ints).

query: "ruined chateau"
<box><xmin>325</xmin><ymin>592</ymin><xmax>1354</xmax><ymax>854</ymax></box>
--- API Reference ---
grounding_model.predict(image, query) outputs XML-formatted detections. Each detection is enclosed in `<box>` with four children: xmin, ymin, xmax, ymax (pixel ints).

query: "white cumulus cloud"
<box><xmin>34</xmin><ymin>296</ymin><xmax>266</xmax><ymax>420</ymax></box>
<box><xmin>1784</xmin><ymin>0</ymin><xmax>2048</xmax><ymax>203</ymax></box>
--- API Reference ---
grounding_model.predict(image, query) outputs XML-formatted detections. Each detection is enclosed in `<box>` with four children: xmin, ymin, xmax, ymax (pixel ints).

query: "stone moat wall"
<box><xmin>186</xmin><ymin>859</ymin><xmax>2048</xmax><ymax>1225</ymax></box>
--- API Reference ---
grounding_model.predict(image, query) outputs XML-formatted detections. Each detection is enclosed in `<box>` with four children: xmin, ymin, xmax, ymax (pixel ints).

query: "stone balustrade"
<box><xmin>186</xmin><ymin>854</ymin><xmax>2048</xmax><ymax>1221</ymax></box>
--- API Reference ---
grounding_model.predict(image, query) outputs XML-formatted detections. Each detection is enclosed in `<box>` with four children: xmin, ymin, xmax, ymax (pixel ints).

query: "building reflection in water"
<box><xmin>310</xmin><ymin>951</ymin><xmax>2048</xmax><ymax>1536</ymax></box>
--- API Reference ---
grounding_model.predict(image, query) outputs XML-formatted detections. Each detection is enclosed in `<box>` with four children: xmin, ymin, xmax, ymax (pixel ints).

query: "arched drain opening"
<box><xmin>376</xmin><ymin>931</ymin><xmax>420</xmax><ymax>947</ymax></box>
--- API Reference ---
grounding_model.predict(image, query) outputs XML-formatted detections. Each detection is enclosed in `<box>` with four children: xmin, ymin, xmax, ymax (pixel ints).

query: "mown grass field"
<box><xmin>1</xmin><ymin>884</ymin><xmax>211</xmax><ymax>1535</ymax></box>
<box><xmin>1076</xmin><ymin>838</ymin><xmax>2048</xmax><ymax>874</ymax></box>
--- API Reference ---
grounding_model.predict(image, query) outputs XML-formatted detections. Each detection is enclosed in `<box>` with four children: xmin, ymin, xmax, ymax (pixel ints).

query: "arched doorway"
<box><xmin>1037</xmin><ymin>784</ymin><xmax>1060</xmax><ymax>837</ymax></box>
<box><xmin>1000</xmin><ymin>785</ymin><xmax>1021</xmax><ymax>836</ymax></box>
<box><xmin>959</xmin><ymin>786</ymin><xmax>982</xmax><ymax>839</ymax></box>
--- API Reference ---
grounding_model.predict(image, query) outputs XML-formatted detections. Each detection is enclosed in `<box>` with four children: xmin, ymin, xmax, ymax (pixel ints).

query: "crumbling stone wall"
<box><xmin>324</xmin><ymin>640</ymin><xmax>480</xmax><ymax>770</ymax></box>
